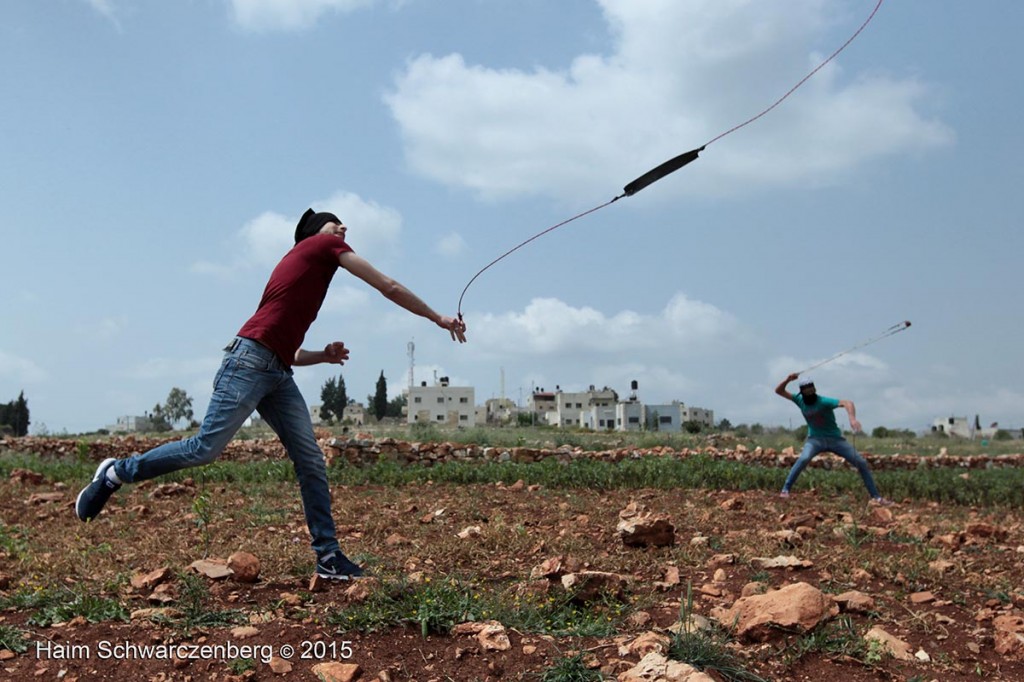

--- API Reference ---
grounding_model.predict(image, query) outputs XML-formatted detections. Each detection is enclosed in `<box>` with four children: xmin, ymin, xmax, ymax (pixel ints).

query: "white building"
<box><xmin>931</xmin><ymin>416</ymin><xmax>1000</xmax><ymax>440</ymax></box>
<box><xmin>527</xmin><ymin>390</ymin><xmax>558</xmax><ymax>426</ymax></box>
<box><xmin>407</xmin><ymin>377</ymin><xmax>475</xmax><ymax>427</ymax></box>
<box><xmin>483</xmin><ymin>398</ymin><xmax>518</xmax><ymax>425</ymax></box>
<box><xmin>107</xmin><ymin>415</ymin><xmax>154</xmax><ymax>433</ymax></box>
<box><xmin>343</xmin><ymin>403</ymin><xmax>368</xmax><ymax>426</ymax></box>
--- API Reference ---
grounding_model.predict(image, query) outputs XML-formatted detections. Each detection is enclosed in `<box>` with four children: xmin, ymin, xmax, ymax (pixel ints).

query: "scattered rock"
<box><xmin>834</xmin><ymin>591</ymin><xmax>875</xmax><ymax>614</ymax></box>
<box><xmin>562</xmin><ymin>571</ymin><xmax>630</xmax><ymax>603</ymax></box>
<box><xmin>227</xmin><ymin>552</ymin><xmax>260</xmax><ymax>583</ymax></box>
<box><xmin>712</xmin><ymin>582</ymin><xmax>838</xmax><ymax>643</ymax></box>
<box><xmin>864</xmin><ymin>626</ymin><xmax>914</xmax><ymax>661</ymax></box>
<box><xmin>130</xmin><ymin>567</ymin><xmax>173</xmax><ymax>591</ymax></box>
<box><xmin>910</xmin><ymin>591</ymin><xmax>935</xmax><ymax>604</ymax></box>
<box><xmin>617</xmin><ymin>502</ymin><xmax>675</xmax><ymax>547</ymax></box>
<box><xmin>617</xmin><ymin>652</ymin><xmax>716</xmax><ymax>682</ymax></box>
<box><xmin>751</xmin><ymin>555</ymin><xmax>813</xmax><ymax>570</ymax></box>
<box><xmin>457</xmin><ymin>526</ymin><xmax>482</xmax><ymax>539</ymax></box>
<box><xmin>26</xmin><ymin>492</ymin><xmax>63</xmax><ymax>505</ymax></box>
<box><xmin>267</xmin><ymin>656</ymin><xmax>292</xmax><ymax>674</ymax></box>
<box><xmin>311</xmin><ymin>662</ymin><xmax>362</xmax><ymax>682</ymax></box>
<box><xmin>188</xmin><ymin>559</ymin><xmax>233</xmax><ymax>580</ymax></box>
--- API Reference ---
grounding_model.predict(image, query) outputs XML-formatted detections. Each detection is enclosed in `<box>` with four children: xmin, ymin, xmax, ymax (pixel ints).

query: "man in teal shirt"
<box><xmin>775</xmin><ymin>373</ymin><xmax>892</xmax><ymax>504</ymax></box>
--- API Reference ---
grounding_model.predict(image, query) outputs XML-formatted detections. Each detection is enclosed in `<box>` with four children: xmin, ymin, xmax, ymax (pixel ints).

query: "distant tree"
<box><xmin>994</xmin><ymin>429</ymin><xmax>1013</xmax><ymax>441</ymax></box>
<box><xmin>682</xmin><ymin>420</ymin><xmax>703</xmax><ymax>434</ymax></box>
<box><xmin>0</xmin><ymin>392</ymin><xmax>30</xmax><ymax>437</ymax></box>
<box><xmin>749</xmin><ymin>423</ymin><xmax>765</xmax><ymax>435</ymax></box>
<box><xmin>163</xmin><ymin>388</ymin><xmax>194</xmax><ymax>429</ymax></box>
<box><xmin>717</xmin><ymin>418</ymin><xmax>733</xmax><ymax>431</ymax></box>
<box><xmin>148</xmin><ymin>404</ymin><xmax>172</xmax><ymax>432</ymax></box>
<box><xmin>386</xmin><ymin>393</ymin><xmax>407</xmax><ymax>419</ymax></box>
<box><xmin>370</xmin><ymin>371</ymin><xmax>388</xmax><ymax>421</ymax></box>
<box><xmin>871</xmin><ymin>426</ymin><xmax>891</xmax><ymax>439</ymax></box>
<box><xmin>319</xmin><ymin>374</ymin><xmax>348</xmax><ymax>423</ymax></box>
<box><xmin>794</xmin><ymin>425</ymin><xmax>808</xmax><ymax>441</ymax></box>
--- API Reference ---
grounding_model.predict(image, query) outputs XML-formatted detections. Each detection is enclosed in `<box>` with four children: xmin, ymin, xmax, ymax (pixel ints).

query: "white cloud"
<box><xmin>123</xmin><ymin>356</ymin><xmax>222</xmax><ymax>382</ymax></box>
<box><xmin>767</xmin><ymin>352</ymin><xmax>890</xmax><ymax>387</ymax></box>
<box><xmin>192</xmin><ymin>192</ymin><xmax>402</xmax><ymax>277</ymax></box>
<box><xmin>472</xmin><ymin>293</ymin><xmax>741</xmax><ymax>356</ymax></box>
<box><xmin>82</xmin><ymin>0</ymin><xmax>121</xmax><ymax>29</ymax></box>
<box><xmin>318</xmin><ymin>191</ymin><xmax>402</xmax><ymax>263</ymax></box>
<box><xmin>72</xmin><ymin>317</ymin><xmax>126</xmax><ymax>343</ymax></box>
<box><xmin>385</xmin><ymin>0</ymin><xmax>953</xmax><ymax>201</ymax></box>
<box><xmin>0</xmin><ymin>349</ymin><xmax>47</xmax><ymax>384</ymax></box>
<box><xmin>228</xmin><ymin>0</ymin><xmax>377</xmax><ymax>31</ymax></box>
<box><xmin>322</xmin><ymin>285</ymin><xmax>372</xmax><ymax>315</ymax></box>
<box><xmin>435</xmin><ymin>232</ymin><xmax>467</xmax><ymax>258</ymax></box>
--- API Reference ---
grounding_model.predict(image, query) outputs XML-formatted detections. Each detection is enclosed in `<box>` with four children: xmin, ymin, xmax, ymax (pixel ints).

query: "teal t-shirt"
<box><xmin>792</xmin><ymin>393</ymin><xmax>843</xmax><ymax>438</ymax></box>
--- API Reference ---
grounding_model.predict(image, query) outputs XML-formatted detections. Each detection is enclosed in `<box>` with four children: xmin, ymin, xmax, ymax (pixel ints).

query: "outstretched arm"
<box><xmin>338</xmin><ymin>251</ymin><xmax>467</xmax><ymax>342</ymax></box>
<box><xmin>838</xmin><ymin>399</ymin><xmax>862</xmax><ymax>433</ymax></box>
<box><xmin>294</xmin><ymin>341</ymin><xmax>350</xmax><ymax>367</ymax></box>
<box><xmin>775</xmin><ymin>372</ymin><xmax>799</xmax><ymax>400</ymax></box>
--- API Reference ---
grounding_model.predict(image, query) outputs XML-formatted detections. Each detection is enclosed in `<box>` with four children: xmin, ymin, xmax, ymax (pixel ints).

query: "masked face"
<box><xmin>800</xmin><ymin>387</ymin><xmax>818</xmax><ymax>405</ymax></box>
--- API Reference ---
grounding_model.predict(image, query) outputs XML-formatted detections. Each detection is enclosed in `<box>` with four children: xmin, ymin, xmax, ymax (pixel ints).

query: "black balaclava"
<box><xmin>294</xmin><ymin>208</ymin><xmax>342</xmax><ymax>244</ymax></box>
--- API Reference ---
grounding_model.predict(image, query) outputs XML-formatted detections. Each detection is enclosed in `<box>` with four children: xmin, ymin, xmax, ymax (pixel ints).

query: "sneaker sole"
<box><xmin>75</xmin><ymin>457</ymin><xmax>117</xmax><ymax>521</ymax></box>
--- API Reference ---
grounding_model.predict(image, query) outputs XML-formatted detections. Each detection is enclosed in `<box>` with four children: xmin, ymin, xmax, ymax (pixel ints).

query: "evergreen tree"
<box><xmin>372</xmin><ymin>371</ymin><xmax>388</xmax><ymax>421</ymax></box>
<box><xmin>0</xmin><ymin>392</ymin><xmax>30</xmax><ymax>436</ymax></box>
<box><xmin>13</xmin><ymin>391</ymin><xmax>29</xmax><ymax>436</ymax></box>
<box><xmin>386</xmin><ymin>393</ymin><xmax>407</xmax><ymax>419</ymax></box>
<box><xmin>319</xmin><ymin>374</ymin><xmax>348</xmax><ymax>423</ymax></box>
<box><xmin>320</xmin><ymin>377</ymin><xmax>338</xmax><ymax>423</ymax></box>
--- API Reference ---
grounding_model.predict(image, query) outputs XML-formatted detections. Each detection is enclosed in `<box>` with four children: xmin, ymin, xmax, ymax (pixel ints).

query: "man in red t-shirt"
<box><xmin>76</xmin><ymin>208</ymin><xmax>467</xmax><ymax>579</ymax></box>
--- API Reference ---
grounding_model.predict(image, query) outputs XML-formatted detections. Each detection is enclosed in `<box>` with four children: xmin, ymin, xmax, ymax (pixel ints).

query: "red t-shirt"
<box><xmin>237</xmin><ymin>234</ymin><xmax>353</xmax><ymax>366</ymax></box>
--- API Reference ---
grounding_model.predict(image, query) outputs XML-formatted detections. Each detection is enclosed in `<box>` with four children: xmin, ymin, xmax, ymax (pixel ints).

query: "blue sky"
<box><xmin>1</xmin><ymin>0</ymin><xmax>1020</xmax><ymax>435</ymax></box>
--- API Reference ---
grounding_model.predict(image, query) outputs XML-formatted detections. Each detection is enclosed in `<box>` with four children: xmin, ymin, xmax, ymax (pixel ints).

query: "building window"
<box><xmin>459</xmin><ymin>397</ymin><xmax>468</xmax><ymax>403</ymax></box>
<box><xmin>436</xmin><ymin>415</ymin><xmax>444</xmax><ymax>421</ymax></box>
<box><xmin>414</xmin><ymin>397</ymin><xmax>421</xmax><ymax>403</ymax></box>
<box><xmin>660</xmin><ymin>416</ymin><xmax>672</xmax><ymax>424</ymax></box>
<box><xmin>437</xmin><ymin>397</ymin><xmax>444</xmax><ymax>404</ymax></box>
<box><xmin>599</xmin><ymin>419</ymin><xmax>605</xmax><ymax>427</ymax></box>
<box><xmin>459</xmin><ymin>415</ymin><xmax>468</xmax><ymax>421</ymax></box>
<box><xmin>628</xmin><ymin>417</ymin><xmax>639</xmax><ymax>424</ymax></box>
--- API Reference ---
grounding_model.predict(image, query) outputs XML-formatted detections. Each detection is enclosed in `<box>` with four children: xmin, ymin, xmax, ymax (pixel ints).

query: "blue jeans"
<box><xmin>782</xmin><ymin>436</ymin><xmax>881</xmax><ymax>499</ymax></box>
<box><xmin>114</xmin><ymin>337</ymin><xmax>339</xmax><ymax>557</ymax></box>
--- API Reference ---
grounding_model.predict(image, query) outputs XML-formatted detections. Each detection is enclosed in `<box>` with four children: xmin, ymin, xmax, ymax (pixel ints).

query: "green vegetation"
<box><xmin>0</xmin><ymin>585</ymin><xmax>128</xmax><ymax>627</ymax></box>
<box><xmin>0</xmin><ymin>625</ymin><xmax>29</xmax><ymax>654</ymax></box>
<box><xmin>173</xmin><ymin>571</ymin><xmax>248</xmax><ymax>634</ymax></box>
<box><xmin>539</xmin><ymin>652</ymin><xmax>606</xmax><ymax>682</ymax></box>
<box><xmin>4</xmin><ymin>441</ymin><xmax>1024</xmax><ymax>506</ymax></box>
<box><xmin>781</xmin><ymin>616</ymin><xmax>869</xmax><ymax>666</ymax></box>
<box><xmin>327</xmin><ymin>575</ymin><xmax>624</xmax><ymax>638</ymax></box>
<box><xmin>668</xmin><ymin>585</ymin><xmax>767</xmax><ymax>682</ymax></box>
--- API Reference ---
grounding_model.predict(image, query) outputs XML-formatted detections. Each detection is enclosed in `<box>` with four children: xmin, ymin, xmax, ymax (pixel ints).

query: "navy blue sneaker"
<box><xmin>75</xmin><ymin>458</ymin><xmax>121</xmax><ymax>521</ymax></box>
<box><xmin>315</xmin><ymin>550</ymin><xmax>365</xmax><ymax>580</ymax></box>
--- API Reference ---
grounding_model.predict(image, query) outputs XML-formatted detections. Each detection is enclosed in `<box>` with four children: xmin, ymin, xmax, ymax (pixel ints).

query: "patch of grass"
<box><xmin>6</xmin><ymin>447</ymin><xmax>1024</xmax><ymax>506</ymax></box>
<box><xmin>668</xmin><ymin>585</ymin><xmax>767</xmax><ymax>682</ymax></box>
<box><xmin>6</xmin><ymin>586</ymin><xmax>130</xmax><ymax>627</ymax></box>
<box><xmin>328</xmin><ymin>575</ymin><xmax>624</xmax><ymax>639</ymax></box>
<box><xmin>781</xmin><ymin>616</ymin><xmax>868</xmax><ymax>665</ymax></box>
<box><xmin>839</xmin><ymin>520</ymin><xmax>873</xmax><ymax>549</ymax></box>
<box><xmin>175</xmin><ymin>571</ymin><xmax>247</xmax><ymax>634</ymax></box>
<box><xmin>227</xmin><ymin>657</ymin><xmax>256</xmax><ymax>674</ymax></box>
<box><xmin>538</xmin><ymin>651</ymin><xmax>605</xmax><ymax>681</ymax></box>
<box><xmin>0</xmin><ymin>624</ymin><xmax>29</xmax><ymax>653</ymax></box>
<box><xmin>0</xmin><ymin>522</ymin><xmax>30</xmax><ymax>561</ymax></box>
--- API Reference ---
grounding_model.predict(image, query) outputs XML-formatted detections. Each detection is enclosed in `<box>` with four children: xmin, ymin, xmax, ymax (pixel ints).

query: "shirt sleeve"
<box><xmin>821</xmin><ymin>396</ymin><xmax>841</xmax><ymax>409</ymax></box>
